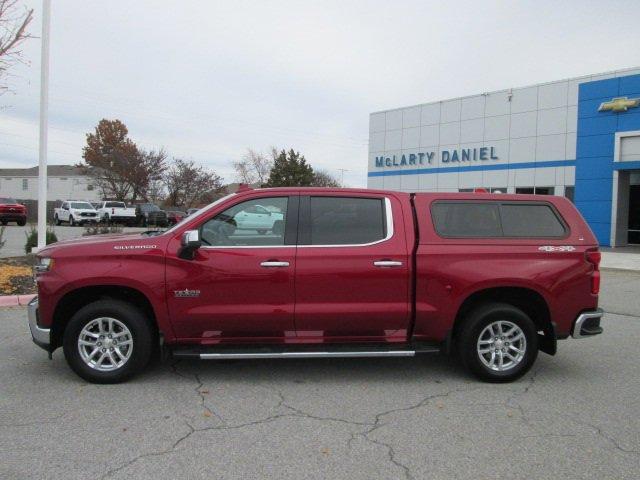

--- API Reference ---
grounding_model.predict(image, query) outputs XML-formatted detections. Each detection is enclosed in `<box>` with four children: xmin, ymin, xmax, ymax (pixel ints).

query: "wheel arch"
<box><xmin>51</xmin><ymin>285</ymin><xmax>159</xmax><ymax>350</ymax></box>
<box><xmin>449</xmin><ymin>286</ymin><xmax>556</xmax><ymax>356</ymax></box>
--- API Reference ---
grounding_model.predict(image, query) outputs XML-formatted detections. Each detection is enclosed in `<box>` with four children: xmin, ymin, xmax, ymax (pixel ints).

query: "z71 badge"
<box><xmin>174</xmin><ymin>289</ymin><xmax>201</xmax><ymax>298</ymax></box>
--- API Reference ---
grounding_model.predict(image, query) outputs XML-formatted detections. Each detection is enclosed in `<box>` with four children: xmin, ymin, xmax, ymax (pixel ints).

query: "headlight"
<box><xmin>34</xmin><ymin>257</ymin><xmax>54</xmax><ymax>274</ymax></box>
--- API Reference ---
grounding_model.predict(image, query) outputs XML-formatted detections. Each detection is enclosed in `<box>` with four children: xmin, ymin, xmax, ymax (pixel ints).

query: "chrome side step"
<box><xmin>198</xmin><ymin>350</ymin><xmax>417</xmax><ymax>360</ymax></box>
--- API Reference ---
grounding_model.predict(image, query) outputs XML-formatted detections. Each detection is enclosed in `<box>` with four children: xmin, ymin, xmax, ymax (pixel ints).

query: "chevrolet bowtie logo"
<box><xmin>598</xmin><ymin>96</ymin><xmax>640</xmax><ymax>113</ymax></box>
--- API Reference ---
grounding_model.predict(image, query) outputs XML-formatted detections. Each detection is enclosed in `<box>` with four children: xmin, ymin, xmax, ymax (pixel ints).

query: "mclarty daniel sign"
<box><xmin>375</xmin><ymin>146</ymin><xmax>499</xmax><ymax>168</ymax></box>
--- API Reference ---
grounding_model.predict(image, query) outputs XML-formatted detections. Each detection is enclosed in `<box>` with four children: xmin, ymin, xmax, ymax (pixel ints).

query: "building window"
<box><xmin>490</xmin><ymin>187</ymin><xmax>507</xmax><ymax>193</ymax></box>
<box><xmin>4</xmin><ymin>177</ymin><xmax>12</xmax><ymax>181</ymax></box>
<box><xmin>515</xmin><ymin>187</ymin><xmax>555</xmax><ymax>195</ymax></box>
<box><xmin>87</xmin><ymin>184</ymin><xmax>94</xmax><ymax>191</ymax></box>
<box><xmin>458</xmin><ymin>188</ymin><xmax>474</xmax><ymax>192</ymax></box>
<box><xmin>564</xmin><ymin>186</ymin><xmax>575</xmax><ymax>202</ymax></box>
<box><xmin>22</xmin><ymin>178</ymin><xmax>28</xmax><ymax>190</ymax></box>
<box><xmin>60</xmin><ymin>177</ymin><xmax>67</xmax><ymax>181</ymax></box>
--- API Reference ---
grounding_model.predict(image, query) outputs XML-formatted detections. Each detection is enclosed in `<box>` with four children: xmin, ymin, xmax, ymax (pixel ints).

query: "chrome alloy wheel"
<box><xmin>477</xmin><ymin>320</ymin><xmax>526</xmax><ymax>372</ymax></box>
<box><xmin>77</xmin><ymin>317</ymin><xmax>133</xmax><ymax>371</ymax></box>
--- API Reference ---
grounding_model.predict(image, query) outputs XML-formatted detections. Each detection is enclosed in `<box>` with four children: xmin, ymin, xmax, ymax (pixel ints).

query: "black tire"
<box><xmin>63</xmin><ymin>299</ymin><xmax>155</xmax><ymax>384</ymax></box>
<box><xmin>457</xmin><ymin>302</ymin><xmax>538</xmax><ymax>383</ymax></box>
<box><xmin>69</xmin><ymin>215</ymin><xmax>75</xmax><ymax>227</ymax></box>
<box><xmin>54</xmin><ymin>214</ymin><xmax>61</xmax><ymax>226</ymax></box>
<box><xmin>1</xmin><ymin>220</ymin><xmax>7</xmax><ymax>226</ymax></box>
<box><xmin>272</xmin><ymin>220</ymin><xmax>284</xmax><ymax>236</ymax></box>
<box><xmin>17</xmin><ymin>218</ymin><xmax>26</xmax><ymax>226</ymax></box>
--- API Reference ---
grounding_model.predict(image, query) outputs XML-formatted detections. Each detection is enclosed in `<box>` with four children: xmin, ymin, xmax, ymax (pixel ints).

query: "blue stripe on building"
<box><xmin>367</xmin><ymin>160</ymin><xmax>576</xmax><ymax>177</ymax></box>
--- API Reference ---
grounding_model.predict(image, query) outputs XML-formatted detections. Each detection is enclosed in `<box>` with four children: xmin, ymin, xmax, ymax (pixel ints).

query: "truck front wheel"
<box><xmin>62</xmin><ymin>299</ymin><xmax>154</xmax><ymax>384</ymax></box>
<box><xmin>457</xmin><ymin>303</ymin><xmax>538</xmax><ymax>383</ymax></box>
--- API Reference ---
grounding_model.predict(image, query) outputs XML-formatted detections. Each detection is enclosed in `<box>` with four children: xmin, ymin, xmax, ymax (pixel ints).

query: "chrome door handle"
<box><xmin>373</xmin><ymin>260</ymin><xmax>403</xmax><ymax>267</ymax></box>
<box><xmin>260</xmin><ymin>261</ymin><xmax>290</xmax><ymax>268</ymax></box>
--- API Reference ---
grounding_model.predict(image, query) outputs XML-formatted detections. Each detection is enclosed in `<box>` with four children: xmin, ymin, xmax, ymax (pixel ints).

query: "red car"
<box><xmin>0</xmin><ymin>197</ymin><xmax>27</xmax><ymax>226</ymax></box>
<box><xmin>28</xmin><ymin>188</ymin><xmax>602</xmax><ymax>383</ymax></box>
<box><xmin>166</xmin><ymin>209</ymin><xmax>186</xmax><ymax>226</ymax></box>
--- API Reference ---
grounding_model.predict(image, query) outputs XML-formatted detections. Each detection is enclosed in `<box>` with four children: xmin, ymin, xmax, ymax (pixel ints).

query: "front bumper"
<box><xmin>0</xmin><ymin>213</ymin><xmax>26</xmax><ymax>221</ymax></box>
<box><xmin>572</xmin><ymin>309</ymin><xmax>604</xmax><ymax>339</ymax></box>
<box><xmin>27</xmin><ymin>296</ymin><xmax>51</xmax><ymax>351</ymax></box>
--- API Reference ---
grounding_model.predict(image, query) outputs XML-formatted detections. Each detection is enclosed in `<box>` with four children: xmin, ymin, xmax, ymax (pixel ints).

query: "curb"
<box><xmin>0</xmin><ymin>294</ymin><xmax>36</xmax><ymax>307</ymax></box>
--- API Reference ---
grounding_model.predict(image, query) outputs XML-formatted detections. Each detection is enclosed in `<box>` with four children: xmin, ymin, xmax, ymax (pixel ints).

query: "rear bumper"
<box><xmin>27</xmin><ymin>296</ymin><xmax>51</xmax><ymax>351</ymax></box>
<box><xmin>572</xmin><ymin>309</ymin><xmax>604</xmax><ymax>339</ymax></box>
<box><xmin>108</xmin><ymin>216</ymin><xmax>136</xmax><ymax>223</ymax></box>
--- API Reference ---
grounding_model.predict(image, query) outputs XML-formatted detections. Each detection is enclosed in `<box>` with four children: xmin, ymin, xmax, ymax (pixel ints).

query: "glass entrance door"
<box><xmin>629</xmin><ymin>184</ymin><xmax>640</xmax><ymax>245</ymax></box>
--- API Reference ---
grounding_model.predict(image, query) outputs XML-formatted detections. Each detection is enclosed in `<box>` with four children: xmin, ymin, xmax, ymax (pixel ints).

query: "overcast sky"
<box><xmin>1</xmin><ymin>0</ymin><xmax>640</xmax><ymax>186</ymax></box>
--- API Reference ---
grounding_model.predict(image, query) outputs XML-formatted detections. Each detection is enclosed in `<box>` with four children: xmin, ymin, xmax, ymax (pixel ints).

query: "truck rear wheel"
<box><xmin>457</xmin><ymin>302</ymin><xmax>538</xmax><ymax>382</ymax></box>
<box><xmin>62</xmin><ymin>299</ymin><xmax>154</xmax><ymax>384</ymax></box>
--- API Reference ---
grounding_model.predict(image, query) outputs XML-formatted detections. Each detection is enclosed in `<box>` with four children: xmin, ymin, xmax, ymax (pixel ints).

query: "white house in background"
<box><xmin>0</xmin><ymin>165</ymin><xmax>101</xmax><ymax>202</ymax></box>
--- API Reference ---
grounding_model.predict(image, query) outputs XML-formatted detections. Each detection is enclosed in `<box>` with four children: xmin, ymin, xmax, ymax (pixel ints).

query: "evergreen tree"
<box><xmin>266</xmin><ymin>149</ymin><xmax>314</xmax><ymax>187</ymax></box>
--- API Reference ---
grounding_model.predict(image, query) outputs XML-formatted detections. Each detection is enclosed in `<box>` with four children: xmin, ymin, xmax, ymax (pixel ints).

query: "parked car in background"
<box><xmin>54</xmin><ymin>201</ymin><xmax>98</xmax><ymax>226</ymax></box>
<box><xmin>234</xmin><ymin>203</ymin><xmax>284</xmax><ymax>234</ymax></box>
<box><xmin>29</xmin><ymin>188</ymin><xmax>602</xmax><ymax>383</ymax></box>
<box><xmin>96</xmin><ymin>201</ymin><xmax>137</xmax><ymax>225</ymax></box>
<box><xmin>165</xmin><ymin>209</ymin><xmax>187</xmax><ymax>226</ymax></box>
<box><xmin>0</xmin><ymin>197</ymin><xmax>27</xmax><ymax>226</ymax></box>
<box><xmin>186</xmin><ymin>208</ymin><xmax>200</xmax><ymax>216</ymax></box>
<box><xmin>135</xmin><ymin>203</ymin><xmax>168</xmax><ymax>227</ymax></box>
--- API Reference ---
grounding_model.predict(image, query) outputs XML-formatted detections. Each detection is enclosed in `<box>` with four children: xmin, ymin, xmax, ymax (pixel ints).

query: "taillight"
<box><xmin>586</xmin><ymin>249</ymin><xmax>601</xmax><ymax>295</ymax></box>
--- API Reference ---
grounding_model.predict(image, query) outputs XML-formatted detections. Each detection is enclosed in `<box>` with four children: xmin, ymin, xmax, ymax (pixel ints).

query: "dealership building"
<box><xmin>368</xmin><ymin>67</ymin><xmax>640</xmax><ymax>246</ymax></box>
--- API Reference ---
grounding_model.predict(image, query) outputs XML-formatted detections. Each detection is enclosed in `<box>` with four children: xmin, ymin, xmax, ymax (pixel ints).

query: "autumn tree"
<box><xmin>164</xmin><ymin>158</ymin><xmax>223</xmax><ymax>207</ymax></box>
<box><xmin>232</xmin><ymin>148</ymin><xmax>274</xmax><ymax>186</ymax></box>
<box><xmin>80</xmin><ymin>119</ymin><xmax>167</xmax><ymax>202</ymax></box>
<box><xmin>0</xmin><ymin>0</ymin><xmax>33</xmax><ymax>96</ymax></box>
<box><xmin>311</xmin><ymin>169</ymin><xmax>340</xmax><ymax>187</ymax></box>
<box><xmin>266</xmin><ymin>149</ymin><xmax>314</xmax><ymax>187</ymax></box>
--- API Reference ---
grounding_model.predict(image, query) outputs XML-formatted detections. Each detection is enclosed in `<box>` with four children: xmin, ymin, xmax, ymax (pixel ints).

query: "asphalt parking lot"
<box><xmin>1</xmin><ymin>270</ymin><xmax>639</xmax><ymax>479</ymax></box>
<box><xmin>0</xmin><ymin>225</ymin><xmax>149</xmax><ymax>258</ymax></box>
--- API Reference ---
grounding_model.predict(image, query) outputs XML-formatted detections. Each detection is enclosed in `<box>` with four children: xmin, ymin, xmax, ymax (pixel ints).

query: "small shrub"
<box><xmin>25</xmin><ymin>224</ymin><xmax>58</xmax><ymax>254</ymax></box>
<box><xmin>83</xmin><ymin>222</ymin><xmax>124</xmax><ymax>236</ymax></box>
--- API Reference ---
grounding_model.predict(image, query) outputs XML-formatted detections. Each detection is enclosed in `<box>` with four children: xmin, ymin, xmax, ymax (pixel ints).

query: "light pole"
<box><xmin>37</xmin><ymin>0</ymin><xmax>51</xmax><ymax>251</ymax></box>
<box><xmin>337</xmin><ymin>168</ymin><xmax>348</xmax><ymax>187</ymax></box>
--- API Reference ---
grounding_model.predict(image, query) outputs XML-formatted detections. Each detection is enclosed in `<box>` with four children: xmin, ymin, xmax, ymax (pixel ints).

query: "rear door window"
<box><xmin>308</xmin><ymin>197</ymin><xmax>387</xmax><ymax>245</ymax></box>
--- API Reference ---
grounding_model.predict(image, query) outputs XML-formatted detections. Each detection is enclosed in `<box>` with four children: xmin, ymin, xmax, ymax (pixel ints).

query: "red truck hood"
<box><xmin>38</xmin><ymin>231</ymin><xmax>168</xmax><ymax>256</ymax></box>
<box><xmin>0</xmin><ymin>203</ymin><xmax>26</xmax><ymax>212</ymax></box>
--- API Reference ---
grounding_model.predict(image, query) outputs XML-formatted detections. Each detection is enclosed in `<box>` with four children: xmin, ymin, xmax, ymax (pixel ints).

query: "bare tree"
<box><xmin>0</xmin><ymin>0</ymin><xmax>33</xmax><ymax>96</ymax></box>
<box><xmin>130</xmin><ymin>148</ymin><xmax>167</xmax><ymax>202</ymax></box>
<box><xmin>311</xmin><ymin>169</ymin><xmax>341</xmax><ymax>187</ymax></box>
<box><xmin>232</xmin><ymin>148</ymin><xmax>273</xmax><ymax>186</ymax></box>
<box><xmin>165</xmin><ymin>158</ymin><xmax>223</xmax><ymax>208</ymax></box>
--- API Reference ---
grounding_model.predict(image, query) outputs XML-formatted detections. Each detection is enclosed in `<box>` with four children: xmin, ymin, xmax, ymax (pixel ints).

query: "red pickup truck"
<box><xmin>28</xmin><ymin>187</ymin><xmax>603</xmax><ymax>384</ymax></box>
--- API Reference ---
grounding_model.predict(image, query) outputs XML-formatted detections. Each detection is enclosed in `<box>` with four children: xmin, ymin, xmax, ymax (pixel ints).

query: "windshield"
<box><xmin>0</xmin><ymin>198</ymin><xmax>18</xmax><ymax>204</ymax></box>
<box><xmin>164</xmin><ymin>194</ymin><xmax>235</xmax><ymax>235</ymax></box>
<box><xmin>71</xmin><ymin>202</ymin><xmax>94</xmax><ymax>209</ymax></box>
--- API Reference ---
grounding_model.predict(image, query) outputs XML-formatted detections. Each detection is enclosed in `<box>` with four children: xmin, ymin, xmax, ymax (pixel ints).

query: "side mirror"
<box><xmin>179</xmin><ymin>230</ymin><xmax>202</xmax><ymax>259</ymax></box>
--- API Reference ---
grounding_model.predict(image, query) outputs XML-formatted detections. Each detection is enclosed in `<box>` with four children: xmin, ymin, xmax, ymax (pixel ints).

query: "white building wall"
<box><xmin>368</xmin><ymin>66</ymin><xmax>640</xmax><ymax>193</ymax></box>
<box><xmin>0</xmin><ymin>175</ymin><xmax>101</xmax><ymax>202</ymax></box>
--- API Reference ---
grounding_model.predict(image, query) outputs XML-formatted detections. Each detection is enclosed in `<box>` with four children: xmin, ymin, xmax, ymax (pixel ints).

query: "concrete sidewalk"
<box><xmin>601</xmin><ymin>246</ymin><xmax>640</xmax><ymax>271</ymax></box>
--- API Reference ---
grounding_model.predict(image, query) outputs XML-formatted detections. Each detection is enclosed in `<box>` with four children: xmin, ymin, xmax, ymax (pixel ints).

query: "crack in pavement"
<box><xmin>0</xmin><ymin>411</ymin><xmax>67</xmax><ymax>428</ymax></box>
